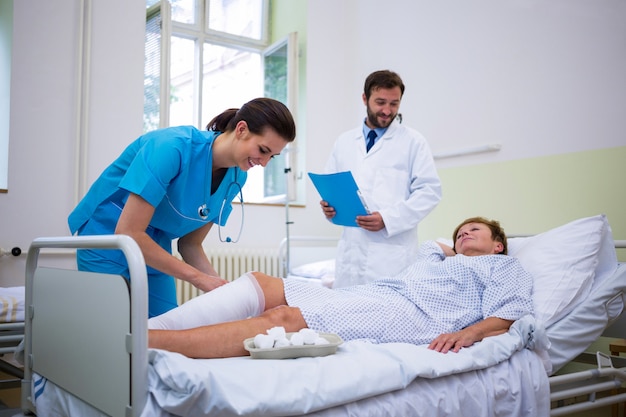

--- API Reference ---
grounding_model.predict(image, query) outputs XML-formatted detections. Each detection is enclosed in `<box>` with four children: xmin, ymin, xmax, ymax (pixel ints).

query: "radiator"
<box><xmin>176</xmin><ymin>248</ymin><xmax>281</xmax><ymax>304</ymax></box>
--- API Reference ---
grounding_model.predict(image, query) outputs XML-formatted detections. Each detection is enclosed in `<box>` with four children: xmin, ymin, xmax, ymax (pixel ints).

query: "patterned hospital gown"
<box><xmin>283</xmin><ymin>240</ymin><xmax>534</xmax><ymax>345</ymax></box>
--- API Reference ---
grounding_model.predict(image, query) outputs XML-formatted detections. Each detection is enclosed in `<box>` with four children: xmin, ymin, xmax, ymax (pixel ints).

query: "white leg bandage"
<box><xmin>148</xmin><ymin>272</ymin><xmax>265</xmax><ymax>330</ymax></box>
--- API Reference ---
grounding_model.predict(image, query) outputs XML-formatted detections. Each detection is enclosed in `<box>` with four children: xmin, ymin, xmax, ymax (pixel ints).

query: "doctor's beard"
<box><xmin>366</xmin><ymin>107</ymin><xmax>397</xmax><ymax>129</ymax></box>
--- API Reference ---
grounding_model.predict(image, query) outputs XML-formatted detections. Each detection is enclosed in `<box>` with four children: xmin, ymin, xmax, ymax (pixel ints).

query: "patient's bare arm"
<box><xmin>149</xmin><ymin>305</ymin><xmax>308</xmax><ymax>358</ymax></box>
<box><xmin>436</xmin><ymin>241</ymin><xmax>456</xmax><ymax>257</ymax></box>
<box><xmin>427</xmin><ymin>317</ymin><xmax>514</xmax><ymax>354</ymax></box>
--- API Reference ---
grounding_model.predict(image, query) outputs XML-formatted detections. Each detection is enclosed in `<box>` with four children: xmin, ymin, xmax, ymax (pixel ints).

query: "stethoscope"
<box><xmin>198</xmin><ymin>171</ymin><xmax>244</xmax><ymax>243</ymax></box>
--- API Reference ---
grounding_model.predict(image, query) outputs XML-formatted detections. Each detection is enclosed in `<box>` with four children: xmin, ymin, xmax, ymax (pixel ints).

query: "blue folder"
<box><xmin>308</xmin><ymin>172</ymin><xmax>369</xmax><ymax>227</ymax></box>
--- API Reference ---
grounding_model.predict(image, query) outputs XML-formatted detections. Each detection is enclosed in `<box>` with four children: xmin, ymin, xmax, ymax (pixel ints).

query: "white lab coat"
<box><xmin>325</xmin><ymin>119</ymin><xmax>442</xmax><ymax>287</ymax></box>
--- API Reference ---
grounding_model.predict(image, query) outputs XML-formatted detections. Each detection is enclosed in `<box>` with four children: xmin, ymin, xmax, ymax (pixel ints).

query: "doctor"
<box><xmin>68</xmin><ymin>97</ymin><xmax>296</xmax><ymax>317</ymax></box>
<box><xmin>321</xmin><ymin>70</ymin><xmax>442</xmax><ymax>287</ymax></box>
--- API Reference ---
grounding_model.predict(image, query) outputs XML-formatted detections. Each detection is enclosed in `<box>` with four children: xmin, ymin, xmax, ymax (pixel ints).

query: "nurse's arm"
<box><xmin>178</xmin><ymin>223</ymin><xmax>219</xmax><ymax>277</ymax></box>
<box><xmin>116</xmin><ymin>194</ymin><xmax>227</xmax><ymax>292</ymax></box>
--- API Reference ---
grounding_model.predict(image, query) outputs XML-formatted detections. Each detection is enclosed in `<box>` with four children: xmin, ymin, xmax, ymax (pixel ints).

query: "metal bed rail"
<box><xmin>21</xmin><ymin>235</ymin><xmax>148</xmax><ymax>417</ymax></box>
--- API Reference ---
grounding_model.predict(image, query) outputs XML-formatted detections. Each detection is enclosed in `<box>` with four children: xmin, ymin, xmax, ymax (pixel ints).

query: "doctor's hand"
<box><xmin>356</xmin><ymin>212</ymin><xmax>385</xmax><ymax>232</ymax></box>
<box><xmin>320</xmin><ymin>200</ymin><xmax>336</xmax><ymax>220</ymax></box>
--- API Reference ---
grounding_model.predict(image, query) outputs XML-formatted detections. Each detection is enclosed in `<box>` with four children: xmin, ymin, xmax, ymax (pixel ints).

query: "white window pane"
<box><xmin>201</xmin><ymin>42</ymin><xmax>262</xmax><ymax>124</ymax></box>
<box><xmin>171</xmin><ymin>0</ymin><xmax>196</xmax><ymax>24</ymax></box>
<box><xmin>201</xmin><ymin>43</ymin><xmax>266</xmax><ymax>202</ymax></box>
<box><xmin>262</xmin><ymin>40</ymin><xmax>289</xmax><ymax>198</ymax></box>
<box><xmin>170</xmin><ymin>36</ymin><xmax>195</xmax><ymax>127</ymax></box>
<box><xmin>144</xmin><ymin>10</ymin><xmax>162</xmax><ymax>132</ymax></box>
<box><xmin>207</xmin><ymin>0</ymin><xmax>263</xmax><ymax>40</ymax></box>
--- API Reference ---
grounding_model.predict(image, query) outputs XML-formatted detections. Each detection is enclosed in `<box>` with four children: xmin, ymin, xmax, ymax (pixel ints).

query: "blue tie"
<box><xmin>366</xmin><ymin>130</ymin><xmax>377</xmax><ymax>152</ymax></box>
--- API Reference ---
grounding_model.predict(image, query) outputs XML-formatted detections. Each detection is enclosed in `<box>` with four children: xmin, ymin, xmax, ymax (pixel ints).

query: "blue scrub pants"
<box><xmin>77</xmin><ymin>248</ymin><xmax>178</xmax><ymax>318</ymax></box>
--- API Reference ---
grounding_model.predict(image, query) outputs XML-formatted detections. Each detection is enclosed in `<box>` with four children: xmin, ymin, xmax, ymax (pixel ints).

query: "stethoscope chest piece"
<box><xmin>197</xmin><ymin>168</ymin><xmax>244</xmax><ymax>242</ymax></box>
<box><xmin>198</xmin><ymin>204</ymin><xmax>209</xmax><ymax>219</ymax></box>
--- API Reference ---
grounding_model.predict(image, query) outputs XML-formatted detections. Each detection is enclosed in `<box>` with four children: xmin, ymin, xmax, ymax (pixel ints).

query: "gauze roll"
<box><xmin>148</xmin><ymin>272</ymin><xmax>265</xmax><ymax>330</ymax></box>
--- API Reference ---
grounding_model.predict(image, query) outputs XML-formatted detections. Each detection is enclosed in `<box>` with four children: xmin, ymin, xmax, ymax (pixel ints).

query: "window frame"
<box><xmin>145</xmin><ymin>0</ymin><xmax>298</xmax><ymax>204</ymax></box>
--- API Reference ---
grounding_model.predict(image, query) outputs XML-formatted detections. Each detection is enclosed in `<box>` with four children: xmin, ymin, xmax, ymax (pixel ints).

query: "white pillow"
<box><xmin>508</xmin><ymin>214</ymin><xmax>616</xmax><ymax>328</ymax></box>
<box><xmin>290</xmin><ymin>259</ymin><xmax>336</xmax><ymax>278</ymax></box>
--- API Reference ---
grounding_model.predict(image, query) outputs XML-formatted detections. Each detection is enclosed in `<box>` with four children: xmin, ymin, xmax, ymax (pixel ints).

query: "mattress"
<box><xmin>32</xmin><ymin>316</ymin><xmax>550</xmax><ymax>417</ymax></box>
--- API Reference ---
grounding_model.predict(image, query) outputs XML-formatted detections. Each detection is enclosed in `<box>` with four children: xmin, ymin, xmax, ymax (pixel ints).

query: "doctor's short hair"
<box><xmin>206</xmin><ymin>97</ymin><xmax>296</xmax><ymax>143</ymax></box>
<box><xmin>452</xmin><ymin>217</ymin><xmax>508</xmax><ymax>255</ymax></box>
<box><xmin>363</xmin><ymin>70</ymin><xmax>406</xmax><ymax>100</ymax></box>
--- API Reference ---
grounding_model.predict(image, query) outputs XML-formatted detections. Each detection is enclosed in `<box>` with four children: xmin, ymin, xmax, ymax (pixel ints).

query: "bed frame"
<box><xmin>21</xmin><ymin>235</ymin><xmax>148</xmax><ymax>417</ymax></box>
<box><xmin>0</xmin><ymin>287</ymin><xmax>25</xmax><ymax>391</ymax></box>
<box><xmin>0</xmin><ymin>321</ymin><xmax>24</xmax><ymax>391</ymax></box>
<box><xmin>278</xmin><ymin>235</ymin><xmax>338</xmax><ymax>277</ymax></box>
<box><xmin>18</xmin><ymin>235</ymin><xmax>626</xmax><ymax>417</ymax></box>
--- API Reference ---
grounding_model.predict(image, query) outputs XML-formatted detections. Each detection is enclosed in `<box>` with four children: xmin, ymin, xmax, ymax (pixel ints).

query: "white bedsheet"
<box><xmin>32</xmin><ymin>316</ymin><xmax>548</xmax><ymax>417</ymax></box>
<box><xmin>141</xmin><ymin>315</ymin><xmax>546</xmax><ymax>417</ymax></box>
<box><xmin>305</xmin><ymin>348</ymin><xmax>549</xmax><ymax>417</ymax></box>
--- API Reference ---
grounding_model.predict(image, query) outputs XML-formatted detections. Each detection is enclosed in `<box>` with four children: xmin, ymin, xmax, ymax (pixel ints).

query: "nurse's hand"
<box><xmin>193</xmin><ymin>274</ymin><xmax>228</xmax><ymax>292</ymax></box>
<box><xmin>355</xmin><ymin>212</ymin><xmax>384</xmax><ymax>232</ymax></box>
<box><xmin>320</xmin><ymin>200</ymin><xmax>336</xmax><ymax>220</ymax></box>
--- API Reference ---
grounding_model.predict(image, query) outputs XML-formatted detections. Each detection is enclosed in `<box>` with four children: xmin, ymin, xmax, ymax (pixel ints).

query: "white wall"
<box><xmin>0</xmin><ymin>0</ymin><xmax>12</xmax><ymax>191</ymax></box>
<box><xmin>292</xmin><ymin>0</ymin><xmax>625</xmax><ymax>236</ymax></box>
<box><xmin>1</xmin><ymin>0</ymin><xmax>624</xmax><ymax>285</ymax></box>
<box><xmin>304</xmin><ymin>0</ymin><xmax>625</xmax><ymax>169</ymax></box>
<box><xmin>0</xmin><ymin>0</ymin><xmax>145</xmax><ymax>284</ymax></box>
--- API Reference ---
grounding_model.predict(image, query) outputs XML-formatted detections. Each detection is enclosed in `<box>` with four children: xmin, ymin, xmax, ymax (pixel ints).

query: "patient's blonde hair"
<box><xmin>452</xmin><ymin>217</ymin><xmax>508</xmax><ymax>255</ymax></box>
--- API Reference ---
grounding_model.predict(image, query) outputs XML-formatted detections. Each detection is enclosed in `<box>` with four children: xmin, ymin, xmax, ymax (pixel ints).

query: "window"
<box><xmin>144</xmin><ymin>0</ymin><xmax>298</xmax><ymax>204</ymax></box>
<box><xmin>0</xmin><ymin>0</ymin><xmax>13</xmax><ymax>192</ymax></box>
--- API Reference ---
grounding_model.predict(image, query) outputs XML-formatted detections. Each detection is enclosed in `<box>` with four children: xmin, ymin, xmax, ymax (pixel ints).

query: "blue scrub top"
<box><xmin>68</xmin><ymin>125</ymin><xmax>247</xmax><ymax>250</ymax></box>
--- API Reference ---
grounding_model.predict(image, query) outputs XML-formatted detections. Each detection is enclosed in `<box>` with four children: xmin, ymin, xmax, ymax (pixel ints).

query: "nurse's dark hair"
<box><xmin>452</xmin><ymin>217</ymin><xmax>508</xmax><ymax>255</ymax></box>
<box><xmin>363</xmin><ymin>70</ymin><xmax>405</xmax><ymax>100</ymax></box>
<box><xmin>206</xmin><ymin>97</ymin><xmax>296</xmax><ymax>142</ymax></box>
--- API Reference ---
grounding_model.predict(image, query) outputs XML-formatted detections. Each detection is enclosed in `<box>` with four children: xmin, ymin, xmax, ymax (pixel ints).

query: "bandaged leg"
<box><xmin>148</xmin><ymin>272</ymin><xmax>266</xmax><ymax>330</ymax></box>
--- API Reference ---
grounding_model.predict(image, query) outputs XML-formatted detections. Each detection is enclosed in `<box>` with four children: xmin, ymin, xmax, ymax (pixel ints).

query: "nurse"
<box><xmin>321</xmin><ymin>70</ymin><xmax>442</xmax><ymax>287</ymax></box>
<box><xmin>68</xmin><ymin>97</ymin><xmax>296</xmax><ymax>317</ymax></box>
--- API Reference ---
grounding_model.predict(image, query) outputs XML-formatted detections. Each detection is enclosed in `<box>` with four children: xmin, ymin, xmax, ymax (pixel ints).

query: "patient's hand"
<box><xmin>428</xmin><ymin>317</ymin><xmax>513</xmax><ymax>353</ymax></box>
<box><xmin>427</xmin><ymin>328</ymin><xmax>479</xmax><ymax>354</ymax></box>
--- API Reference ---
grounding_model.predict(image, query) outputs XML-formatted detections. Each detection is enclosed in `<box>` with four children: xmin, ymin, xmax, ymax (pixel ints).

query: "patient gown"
<box><xmin>283</xmin><ymin>240</ymin><xmax>534</xmax><ymax>345</ymax></box>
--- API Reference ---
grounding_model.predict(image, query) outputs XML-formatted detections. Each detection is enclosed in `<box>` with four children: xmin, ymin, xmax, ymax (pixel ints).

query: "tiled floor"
<box><xmin>0</xmin><ymin>354</ymin><xmax>22</xmax><ymax>417</ymax></box>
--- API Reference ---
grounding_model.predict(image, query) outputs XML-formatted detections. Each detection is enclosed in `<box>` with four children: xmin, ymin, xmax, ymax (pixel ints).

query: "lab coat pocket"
<box><xmin>373</xmin><ymin>167</ymin><xmax>409</xmax><ymax>205</ymax></box>
<box><xmin>365</xmin><ymin>241</ymin><xmax>411</xmax><ymax>278</ymax></box>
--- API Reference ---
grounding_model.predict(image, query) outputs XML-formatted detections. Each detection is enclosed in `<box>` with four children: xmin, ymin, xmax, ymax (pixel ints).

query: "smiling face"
<box><xmin>234</xmin><ymin>121</ymin><xmax>288</xmax><ymax>171</ymax></box>
<box><xmin>454</xmin><ymin>222</ymin><xmax>504</xmax><ymax>256</ymax></box>
<box><xmin>363</xmin><ymin>86</ymin><xmax>402</xmax><ymax>129</ymax></box>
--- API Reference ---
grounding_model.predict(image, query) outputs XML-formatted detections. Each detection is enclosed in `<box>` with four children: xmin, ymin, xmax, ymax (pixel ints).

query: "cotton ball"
<box><xmin>267</xmin><ymin>326</ymin><xmax>287</xmax><ymax>340</ymax></box>
<box><xmin>254</xmin><ymin>333</ymin><xmax>274</xmax><ymax>349</ymax></box>
<box><xmin>274</xmin><ymin>337</ymin><xmax>291</xmax><ymax>348</ymax></box>
<box><xmin>299</xmin><ymin>328</ymin><xmax>319</xmax><ymax>345</ymax></box>
<box><xmin>314</xmin><ymin>337</ymin><xmax>330</xmax><ymax>345</ymax></box>
<box><xmin>290</xmin><ymin>332</ymin><xmax>304</xmax><ymax>346</ymax></box>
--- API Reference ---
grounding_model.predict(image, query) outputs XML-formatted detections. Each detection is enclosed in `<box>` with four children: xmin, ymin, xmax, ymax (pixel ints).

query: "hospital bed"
<box><xmin>0</xmin><ymin>286</ymin><xmax>25</xmax><ymax>391</ymax></box>
<box><xmin>18</xmin><ymin>214</ymin><xmax>626</xmax><ymax>417</ymax></box>
<box><xmin>278</xmin><ymin>235</ymin><xmax>338</xmax><ymax>287</ymax></box>
<box><xmin>0</xmin><ymin>247</ymin><xmax>26</xmax><ymax>386</ymax></box>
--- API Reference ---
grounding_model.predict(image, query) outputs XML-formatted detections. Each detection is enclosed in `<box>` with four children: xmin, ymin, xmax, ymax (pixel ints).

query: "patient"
<box><xmin>148</xmin><ymin>217</ymin><xmax>534</xmax><ymax>358</ymax></box>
